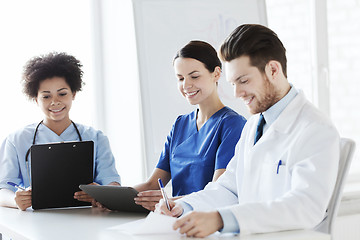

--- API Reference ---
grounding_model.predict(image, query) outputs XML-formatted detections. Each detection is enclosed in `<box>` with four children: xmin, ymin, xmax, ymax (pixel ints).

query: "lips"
<box><xmin>49</xmin><ymin>107</ymin><xmax>65</xmax><ymax>113</ymax></box>
<box><xmin>243</xmin><ymin>96</ymin><xmax>254</xmax><ymax>105</ymax></box>
<box><xmin>185</xmin><ymin>90</ymin><xmax>200</xmax><ymax>97</ymax></box>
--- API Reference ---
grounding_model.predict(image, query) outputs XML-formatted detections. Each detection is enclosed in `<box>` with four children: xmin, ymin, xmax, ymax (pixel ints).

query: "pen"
<box><xmin>7</xmin><ymin>181</ymin><xmax>26</xmax><ymax>191</ymax></box>
<box><xmin>158</xmin><ymin>178</ymin><xmax>170</xmax><ymax>211</ymax></box>
<box><xmin>276</xmin><ymin>160</ymin><xmax>282</xmax><ymax>174</ymax></box>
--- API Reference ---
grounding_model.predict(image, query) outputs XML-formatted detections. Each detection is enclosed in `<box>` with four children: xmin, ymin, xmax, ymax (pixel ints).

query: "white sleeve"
<box><xmin>226</xmin><ymin>124</ymin><xmax>340</xmax><ymax>235</ymax></box>
<box><xmin>180</xmin><ymin>140</ymin><xmax>242</xmax><ymax>210</ymax></box>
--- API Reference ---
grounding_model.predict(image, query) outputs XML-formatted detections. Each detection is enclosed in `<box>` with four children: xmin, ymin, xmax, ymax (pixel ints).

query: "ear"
<box><xmin>265</xmin><ymin>60</ymin><xmax>282</xmax><ymax>82</ymax></box>
<box><xmin>213</xmin><ymin>66</ymin><xmax>221</xmax><ymax>83</ymax></box>
<box><xmin>72</xmin><ymin>92</ymin><xmax>76</xmax><ymax>100</ymax></box>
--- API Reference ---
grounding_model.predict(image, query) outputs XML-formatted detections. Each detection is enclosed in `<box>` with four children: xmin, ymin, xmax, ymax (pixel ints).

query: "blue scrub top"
<box><xmin>0</xmin><ymin>122</ymin><xmax>121</xmax><ymax>192</ymax></box>
<box><xmin>156</xmin><ymin>106</ymin><xmax>246</xmax><ymax>196</ymax></box>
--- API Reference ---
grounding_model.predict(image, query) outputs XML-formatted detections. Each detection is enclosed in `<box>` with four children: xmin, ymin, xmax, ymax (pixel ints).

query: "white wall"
<box><xmin>92</xmin><ymin>0</ymin><xmax>143</xmax><ymax>186</ymax></box>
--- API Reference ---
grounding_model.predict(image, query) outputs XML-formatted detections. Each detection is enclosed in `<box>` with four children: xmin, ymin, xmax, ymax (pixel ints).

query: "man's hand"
<box><xmin>154</xmin><ymin>198</ymin><xmax>184</xmax><ymax>217</ymax></box>
<box><xmin>173</xmin><ymin>211</ymin><xmax>224</xmax><ymax>238</ymax></box>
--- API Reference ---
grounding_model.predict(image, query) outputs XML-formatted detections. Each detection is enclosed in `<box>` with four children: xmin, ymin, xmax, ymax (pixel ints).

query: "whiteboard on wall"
<box><xmin>132</xmin><ymin>0</ymin><xmax>267</xmax><ymax>177</ymax></box>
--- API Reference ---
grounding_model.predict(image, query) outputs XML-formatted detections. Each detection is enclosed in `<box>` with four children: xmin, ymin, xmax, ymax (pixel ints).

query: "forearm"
<box><xmin>181</xmin><ymin>181</ymin><xmax>238</xmax><ymax>211</ymax></box>
<box><xmin>171</xmin><ymin>195</ymin><xmax>184</xmax><ymax>201</ymax></box>
<box><xmin>134</xmin><ymin>168</ymin><xmax>170</xmax><ymax>192</ymax></box>
<box><xmin>133</xmin><ymin>182</ymin><xmax>157</xmax><ymax>192</ymax></box>
<box><xmin>0</xmin><ymin>189</ymin><xmax>17</xmax><ymax>208</ymax></box>
<box><xmin>108</xmin><ymin>182</ymin><xmax>120</xmax><ymax>186</ymax></box>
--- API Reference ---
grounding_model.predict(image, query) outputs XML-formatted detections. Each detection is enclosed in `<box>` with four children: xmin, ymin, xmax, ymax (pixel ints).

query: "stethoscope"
<box><xmin>24</xmin><ymin>120</ymin><xmax>82</xmax><ymax>185</ymax></box>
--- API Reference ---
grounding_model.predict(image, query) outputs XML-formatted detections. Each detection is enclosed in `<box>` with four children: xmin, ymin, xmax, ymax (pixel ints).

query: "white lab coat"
<box><xmin>181</xmin><ymin>91</ymin><xmax>340</xmax><ymax>235</ymax></box>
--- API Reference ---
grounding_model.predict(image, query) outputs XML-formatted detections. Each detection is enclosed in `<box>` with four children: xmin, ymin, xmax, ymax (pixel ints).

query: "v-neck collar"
<box><xmin>39</xmin><ymin>122</ymin><xmax>75</xmax><ymax>141</ymax></box>
<box><xmin>194</xmin><ymin>106</ymin><xmax>227</xmax><ymax>132</ymax></box>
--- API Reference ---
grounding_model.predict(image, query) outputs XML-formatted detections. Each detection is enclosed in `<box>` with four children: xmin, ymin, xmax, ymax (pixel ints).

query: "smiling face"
<box><xmin>174</xmin><ymin>57</ymin><xmax>220</xmax><ymax>106</ymax></box>
<box><xmin>225</xmin><ymin>56</ymin><xmax>281</xmax><ymax>114</ymax></box>
<box><xmin>36</xmin><ymin>77</ymin><xmax>75</xmax><ymax>126</ymax></box>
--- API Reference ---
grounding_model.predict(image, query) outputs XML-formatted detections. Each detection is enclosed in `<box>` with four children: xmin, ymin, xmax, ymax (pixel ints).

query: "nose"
<box><xmin>183</xmin><ymin>77</ymin><xmax>192</xmax><ymax>90</ymax></box>
<box><xmin>234</xmin><ymin>84</ymin><xmax>245</xmax><ymax>98</ymax></box>
<box><xmin>51</xmin><ymin>97</ymin><xmax>61</xmax><ymax>106</ymax></box>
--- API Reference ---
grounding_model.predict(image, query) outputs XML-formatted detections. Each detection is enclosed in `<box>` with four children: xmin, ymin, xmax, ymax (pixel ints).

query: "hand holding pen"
<box><xmin>158</xmin><ymin>178</ymin><xmax>170</xmax><ymax>210</ymax></box>
<box><xmin>156</xmin><ymin>178</ymin><xmax>183</xmax><ymax>217</ymax></box>
<box><xmin>7</xmin><ymin>181</ymin><xmax>32</xmax><ymax>211</ymax></box>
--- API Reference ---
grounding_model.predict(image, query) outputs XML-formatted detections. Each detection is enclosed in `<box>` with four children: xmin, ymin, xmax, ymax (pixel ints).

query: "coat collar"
<box><xmin>269</xmin><ymin>90</ymin><xmax>307</xmax><ymax>134</ymax></box>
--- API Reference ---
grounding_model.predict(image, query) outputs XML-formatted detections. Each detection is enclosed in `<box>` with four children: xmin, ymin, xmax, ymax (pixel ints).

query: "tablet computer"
<box><xmin>31</xmin><ymin>141</ymin><xmax>94</xmax><ymax>210</ymax></box>
<box><xmin>79</xmin><ymin>185</ymin><xmax>149</xmax><ymax>213</ymax></box>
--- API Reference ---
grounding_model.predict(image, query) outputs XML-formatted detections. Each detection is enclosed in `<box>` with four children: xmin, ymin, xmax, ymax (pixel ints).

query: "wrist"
<box><xmin>214</xmin><ymin>211</ymin><xmax>224</xmax><ymax>231</ymax></box>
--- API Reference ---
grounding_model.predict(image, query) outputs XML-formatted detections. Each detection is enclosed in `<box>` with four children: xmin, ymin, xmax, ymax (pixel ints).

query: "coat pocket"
<box><xmin>259</xmin><ymin>159</ymin><xmax>290</xmax><ymax>200</ymax></box>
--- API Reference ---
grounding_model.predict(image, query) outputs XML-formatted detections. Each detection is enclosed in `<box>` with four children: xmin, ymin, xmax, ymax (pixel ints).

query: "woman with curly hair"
<box><xmin>0</xmin><ymin>52</ymin><xmax>120</xmax><ymax>210</ymax></box>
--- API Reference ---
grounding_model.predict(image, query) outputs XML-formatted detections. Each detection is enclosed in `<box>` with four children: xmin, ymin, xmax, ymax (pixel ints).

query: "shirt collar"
<box><xmin>262</xmin><ymin>84</ymin><xmax>298</xmax><ymax>127</ymax></box>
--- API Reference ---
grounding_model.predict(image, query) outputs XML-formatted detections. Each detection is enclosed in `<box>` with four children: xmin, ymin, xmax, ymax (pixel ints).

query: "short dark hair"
<box><xmin>219</xmin><ymin>24</ymin><xmax>287</xmax><ymax>78</ymax></box>
<box><xmin>22</xmin><ymin>52</ymin><xmax>84</xmax><ymax>100</ymax></box>
<box><xmin>173</xmin><ymin>40</ymin><xmax>222</xmax><ymax>72</ymax></box>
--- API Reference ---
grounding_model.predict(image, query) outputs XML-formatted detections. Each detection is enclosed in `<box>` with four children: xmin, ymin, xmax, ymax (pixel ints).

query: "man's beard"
<box><xmin>251</xmin><ymin>76</ymin><xmax>281</xmax><ymax>114</ymax></box>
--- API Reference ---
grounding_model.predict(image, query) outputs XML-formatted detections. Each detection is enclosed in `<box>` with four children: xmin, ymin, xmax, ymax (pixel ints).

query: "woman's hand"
<box><xmin>134</xmin><ymin>190</ymin><xmax>163</xmax><ymax>211</ymax></box>
<box><xmin>74</xmin><ymin>182</ymin><xmax>98</xmax><ymax>203</ymax></box>
<box><xmin>15</xmin><ymin>189</ymin><xmax>32</xmax><ymax>211</ymax></box>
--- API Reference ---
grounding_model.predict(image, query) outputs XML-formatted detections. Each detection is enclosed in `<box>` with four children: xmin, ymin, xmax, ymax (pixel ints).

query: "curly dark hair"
<box><xmin>22</xmin><ymin>52</ymin><xmax>84</xmax><ymax>100</ymax></box>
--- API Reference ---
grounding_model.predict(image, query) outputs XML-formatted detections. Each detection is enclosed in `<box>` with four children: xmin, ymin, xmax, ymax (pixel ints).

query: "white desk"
<box><xmin>0</xmin><ymin>207</ymin><xmax>330</xmax><ymax>240</ymax></box>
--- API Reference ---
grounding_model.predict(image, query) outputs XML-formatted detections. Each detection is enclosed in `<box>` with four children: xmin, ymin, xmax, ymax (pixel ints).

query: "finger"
<box><xmin>171</xmin><ymin>205</ymin><xmax>184</xmax><ymax>217</ymax></box>
<box><xmin>17</xmin><ymin>196</ymin><xmax>32</xmax><ymax>203</ymax></box>
<box><xmin>74</xmin><ymin>191</ymin><xmax>93</xmax><ymax>201</ymax></box>
<box><xmin>96</xmin><ymin>202</ymin><xmax>105</xmax><ymax>209</ymax></box>
<box><xmin>17</xmin><ymin>200</ymin><xmax>32</xmax><ymax>210</ymax></box>
<box><xmin>77</xmin><ymin>197</ymin><xmax>93</xmax><ymax>202</ymax></box>
<box><xmin>18</xmin><ymin>198</ymin><xmax>32</xmax><ymax>205</ymax></box>
<box><xmin>185</xmin><ymin>225</ymin><xmax>201</xmax><ymax>238</ymax></box>
<box><xmin>134</xmin><ymin>200</ymin><xmax>158</xmax><ymax>208</ymax></box>
<box><xmin>142</xmin><ymin>205</ymin><xmax>155</xmax><ymax>211</ymax></box>
<box><xmin>177</xmin><ymin>218</ymin><xmax>195</xmax><ymax>235</ymax></box>
<box><xmin>74</xmin><ymin>190</ymin><xmax>86</xmax><ymax>196</ymax></box>
<box><xmin>137</xmin><ymin>190</ymin><xmax>162</xmax><ymax>197</ymax></box>
<box><xmin>97</xmin><ymin>203</ymin><xmax>111</xmax><ymax>212</ymax></box>
<box><xmin>16</xmin><ymin>190</ymin><xmax>32</xmax><ymax>196</ymax></box>
<box><xmin>173</xmin><ymin>214</ymin><xmax>190</xmax><ymax>230</ymax></box>
<box><xmin>134</xmin><ymin>196</ymin><xmax>162</xmax><ymax>202</ymax></box>
<box><xmin>74</xmin><ymin>193</ymin><xmax>93</xmax><ymax>202</ymax></box>
<box><xmin>159</xmin><ymin>199</ymin><xmax>172</xmax><ymax>215</ymax></box>
<box><xmin>15</xmin><ymin>192</ymin><xmax>32</xmax><ymax>199</ymax></box>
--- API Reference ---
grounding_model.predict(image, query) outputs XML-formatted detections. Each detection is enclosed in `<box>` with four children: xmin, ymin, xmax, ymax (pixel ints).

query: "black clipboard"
<box><xmin>79</xmin><ymin>185</ymin><xmax>149</xmax><ymax>213</ymax></box>
<box><xmin>31</xmin><ymin>141</ymin><xmax>94</xmax><ymax>210</ymax></box>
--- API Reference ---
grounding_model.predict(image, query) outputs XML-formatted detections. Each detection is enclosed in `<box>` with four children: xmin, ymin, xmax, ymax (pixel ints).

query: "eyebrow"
<box><xmin>234</xmin><ymin>74</ymin><xmax>248</xmax><ymax>82</ymax></box>
<box><xmin>57</xmin><ymin>88</ymin><xmax>68</xmax><ymax>92</ymax></box>
<box><xmin>188</xmin><ymin>70</ymin><xmax>199</xmax><ymax>75</ymax></box>
<box><xmin>40</xmin><ymin>88</ymin><xmax>69</xmax><ymax>93</ymax></box>
<box><xmin>177</xmin><ymin>70</ymin><xmax>199</xmax><ymax>77</ymax></box>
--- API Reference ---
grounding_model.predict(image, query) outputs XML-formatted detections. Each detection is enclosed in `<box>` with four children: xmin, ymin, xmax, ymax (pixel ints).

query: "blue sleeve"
<box><xmin>156</xmin><ymin>117</ymin><xmax>178</xmax><ymax>172</ymax></box>
<box><xmin>178</xmin><ymin>200</ymin><xmax>240</xmax><ymax>233</ymax></box>
<box><xmin>93</xmin><ymin>131</ymin><xmax>121</xmax><ymax>185</ymax></box>
<box><xmin>218</xmin><ymin>209</ymin><xmax>240</xmax><ymax>233</ymax></box>
<box><xmin>215</xmin><ymin>115</ymin><xmax>246</xmax><ymax>170</ymax></box>
<box><xmin>0</xmin><ymin>138</ymin><xmax>22</xmax><ymax>192</ymax></box>
<box><xmin>177</xmin><ymin>200</ymin><xmax>193</xmax><ymax>216</ymax></box>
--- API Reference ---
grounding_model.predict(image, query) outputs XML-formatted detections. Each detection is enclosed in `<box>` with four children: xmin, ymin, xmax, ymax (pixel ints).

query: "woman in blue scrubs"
<box><xmin>0</xmin><ymin>52</ymin><xmax>120</xmax><ymax>210</ymax></box>
<box><xmin>134</xmin><ymin>41</ymin><xmax>246</xmax><ymax>210</ymax></box>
